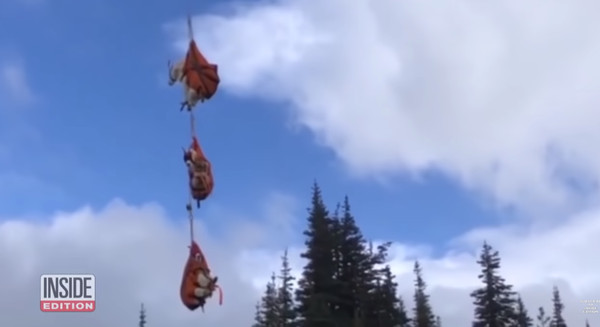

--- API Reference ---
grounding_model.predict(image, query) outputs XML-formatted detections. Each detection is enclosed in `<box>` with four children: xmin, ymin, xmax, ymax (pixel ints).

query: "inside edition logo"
<box><xmin>40</xmin><ymin>274</ymin><xmax>96</xmax><ymax>312</ymax></box>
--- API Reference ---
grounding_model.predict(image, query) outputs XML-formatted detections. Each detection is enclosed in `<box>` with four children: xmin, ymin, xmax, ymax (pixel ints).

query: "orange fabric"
<box><xmin>186</xmin><ymin>136</ymin><xmax>214</xmax><ymax>202</ymax></box>
<box><xmin>183</xmin><ymin>40</ymin><xmax>220</xmax><ymax>101</ymax></box>
<box><xmin>191</xmin><ymin>136</ymin><xmax>205</xmax><ymax>159</ymax></box>
<box><xmin>180</xmin><ymin>241</ymin><xmax>222</xmax><ymax>311</ymax></box>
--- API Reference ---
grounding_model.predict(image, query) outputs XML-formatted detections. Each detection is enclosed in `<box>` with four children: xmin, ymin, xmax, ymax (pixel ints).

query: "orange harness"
<box><xmin>180</xmin><ymin>241</ymin><xmax>223</xmax><ymax>311</ymax></box>
<box><xmin>177</xmin><ymin>15</ymin><xmax>222</xmax><ymax>313</ymax></box>
<box><xmin>181</xmin><ymin>39</ymin><xmax>220</xmax><ymax>109</ymax></box>
<box><xmin>183</xmin><ymin>136</ymin><xmax>214</xmax><ymax>207</ymax></box>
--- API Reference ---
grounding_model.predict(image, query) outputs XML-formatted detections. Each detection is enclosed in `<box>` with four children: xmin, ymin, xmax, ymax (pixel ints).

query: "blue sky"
<box><xmin>0</xmin><ymin>0</ymin><xmax>505</xmax><ymax>249</ymax></box>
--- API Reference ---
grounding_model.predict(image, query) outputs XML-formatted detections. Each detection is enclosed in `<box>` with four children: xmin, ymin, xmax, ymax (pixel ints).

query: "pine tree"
<box><xmin>471</xmin><ymin>241</ymin><xmax>517</xmax><ymax>327</ymax></box>
<box><xmin>295</xmin><ymin>182</ymin><xmax>337</xmax><ymax>327</ymax></box>
<box><xmin>372</xmin><ymin>266</ymin><xmax>411</xmax><ymax>327</ymax></box>
<box><xmin>329</xmin><ymin>202</ymin><xmax>347</xmax><ymax>324</ymax></box>
<box><xmin>536</xmin><ymin>307</ymin><xmax>550</xmax><ymax>327</ymax></box>
<box><xmin>550</xmin><ymin>286</ymin><xmax>567</xmax><ymax>327</ymax></box>
<box><xmin>356</xmin><ymin>239</ymin><xmax>396</xmax><ymax>326</ymax></box>
<box><xmin>253</xmin><ymin>302</ymin><xmax>265</xmax><ymax>327</ymax></box>
<box><xmin>260</xmin><ymin>273</ymin><xmax>280</xmax><ymax>327</ymax></box>
<box><xmin>139</xmin><ymin>303</ymin><xmax>146</xmax><ymax>327</ymax></box>
<box><xmin>514</xmin><ymin>296</ymin><xmax>533</xmax><ymax>327</ymax></box>
<box><xmin>399</xmin><ymin>297</ymin><xmax>412</xmax><ymax>327</ymax></box>
<box><xmin>412</xmin><ymin>261</ymin><xmax>436</xmax><ymax>327</ymax></box>
<box><xmin>380</xmin><ymin>266</ymin><xmax>410</xmax><ymax>327</ymax></box>
<box><xmin>278</xmin><ymin>248</ymin><xmax>297</xmax><ymax>327</ymax></box>
<box><xmin>331</xmin><ymin>196</ymin><xmax>375</xmax><ymax>326</ymax></box>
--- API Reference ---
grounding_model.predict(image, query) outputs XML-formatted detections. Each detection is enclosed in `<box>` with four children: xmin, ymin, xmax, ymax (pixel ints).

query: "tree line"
<box><xmin>250</xmin><ymin>183</ymin><xmax>587</xmax><ymax>327</ymax></box>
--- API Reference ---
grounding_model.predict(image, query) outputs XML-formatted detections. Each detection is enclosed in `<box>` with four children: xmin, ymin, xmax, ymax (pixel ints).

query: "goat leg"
<box><xmin>180</xmin><ymin>101</ymin><xmax>188</xmax><ymax>111</ymax></box>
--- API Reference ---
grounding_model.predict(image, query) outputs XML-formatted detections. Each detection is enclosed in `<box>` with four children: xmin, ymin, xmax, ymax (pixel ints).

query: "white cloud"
<box><xmin>386</xmin><ymin>206</ymin><xmax>600</xmax><ymax>326</ymax></box>
<box><xmin>0</xmin><ymin>60</ymin><xmax>35</xmax><ymax>106</ymax></box>
<box><xmin>254</xmin><ymin>207</ymin><xmax>600</xmax><ymax>326</ymax></box>
<box><xmin>167</xmin><ymin>0</ymin><xmax>600</xmax><ymax>215</ymax></box>
<box><xmin>0</xmin><ymin>196</ymin><xmax>296</xmax><ymax>327</ymax></box>
<box><xmin>2</xmin><ymin>199</ymin><xmax>598</xmax><ymax>326</ymax></box>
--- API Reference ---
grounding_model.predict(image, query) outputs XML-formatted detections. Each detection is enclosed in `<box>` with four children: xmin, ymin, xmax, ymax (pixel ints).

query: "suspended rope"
<box><xmin>189</xmin><ymin>110</ymin><xmax>197</xmax><ymax>138</ymax></box>
<box><xmin>186</xmin><ymin>196</ymin><xmax>195</xmax><ymax>243</ymax></box>
<box><xmin>186</xmin><ymin>83</ymin><xmax>198</xmax><ymax>243</ymax></box>
<box><xmin>174</xmin><ymin>8</ymin><xmax>223</xmax><ymax>312</ymax></box>
<box><xmin>187</xmin><ymin>15</ymin><xmax>194</xmax><ymax>42</ymax></box>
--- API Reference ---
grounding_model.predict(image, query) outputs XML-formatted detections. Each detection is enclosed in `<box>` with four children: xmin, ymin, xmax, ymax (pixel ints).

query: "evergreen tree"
<box><xmin>369</xmin><ymin>265</ymin><xmax>411</xmax><ymax>327</ymax></box>
<box><xmin>358</xmin><ymin>240</ymin><xmax>396</xmax><ymax>326</ymax></box>
<box><xmin>536</xmin><ymin>307</ymin><xmax>550</xmax><ymax>327</ymax></box>
<box><xmin>514</xmin><ymin>296</ymin><xmax>533</xmax><ymax>327</ymax></box>
<box><xmin>412</xmin><ymin>261</ymin><xmax>436</xmax><ymax>327</ymax></box>
<box><xmin>399</xmin><ymin>297</ymin><xmax>412</xmax><ymax>327</ymax></box>
<box><xmin>329</xmin><ymin>202</ymin><xmax>347</xmax><ymax>324</ymax></box>
<box><xmin>295</xmin><ymin>182</ymin><xmax>337</xmax><ymax>327</ymax></box>
<box><xmin>550</xmin><ymin>286</ymin><xmax>567</xmax><ymax>327</ymax></box>
<box><xmin>260</xmin><ymin>274</ymin><xmax>280</xmax><ymax>327</ymax></box>
<box><xmin>331</xmin><ymin>196</ymin><xmax>375</xmax><ymax>326</ymax></box>
<box><xmin>471</xmin><ymin>242</ymin><xmax>517</xmax><ymax>327</ymax></box>
<box><xmin>278</xmin><ymin>248</ymin><xmax>297</xmax><ymax>327</ymax></box>
<box><xmin>253</xmin><ymin>302</ymin><xmax>265</xmax><ymax>327</ymax></box>
<box><xmin>585</xmin><ymin>319</ymin><xmax>590</xmax><ymax>327</ymax></box>
<box><xmin>139</xmin><ymin>303</ymin><xmax>146</xmax><ymax>327</ymax></box>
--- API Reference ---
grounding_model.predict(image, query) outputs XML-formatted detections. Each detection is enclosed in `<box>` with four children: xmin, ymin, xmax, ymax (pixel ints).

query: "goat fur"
<box><xmin>168</xmin><ymin>59</ymin><xmax>201</xmax><ymax>110</ymax></box>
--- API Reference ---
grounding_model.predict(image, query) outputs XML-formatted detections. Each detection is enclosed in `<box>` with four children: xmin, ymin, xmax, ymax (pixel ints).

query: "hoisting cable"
<box><xmin>189</xmin><ymin>109</ymin><xmax>196</xmax><ymax>139</ymax></box>
<box><xmin>185</xmin><ymin>20</ymin><xmax>198</xmax><ymax>241</ymax></box>
<box><xmin>186</xmin><ymin>14</ymin><xmax>198</xmax><ymax>243</ymax></box>
<box><xmin>187</xmin><ymin>15</ymin><xmax>194</xmax><ymax>42</ymax></box>
<box><xmin>186</xmin><ymin>197</ymin><xmax>195</xmax><ymax>243</ymax></box>
<box><xmin>186</xmin><ymin>110</ymin><xmax>198</xmax><ymax>243</ymax></box>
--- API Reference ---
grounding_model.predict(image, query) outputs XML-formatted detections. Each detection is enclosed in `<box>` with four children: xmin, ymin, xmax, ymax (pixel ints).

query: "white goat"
<box><xmin>168</xmin><ymin>60</ymin><xmax>201</xmax><ymax>111</ymax></box>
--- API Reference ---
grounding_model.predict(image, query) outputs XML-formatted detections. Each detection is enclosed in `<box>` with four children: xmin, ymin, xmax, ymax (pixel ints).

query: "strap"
<box><xmin>187</xmin><ymin>88</ymin><xmax>198</xmax><ymax>243</ymax></box>
<box><xmin>215</xmin><ymin>284</ymin><xmax>223</xmax><ymax>305</ymax></box>
<box><xmin>187</xmin><ymin>15</ymin><xmax>194</xmax><ymax>41</ymax></box>
<box><xmin>186</xmin><ymin>197</ymin><xmax>194</xmax><ymax>243</ymax></box>
<box><xmin>190</xmin><ymin>110</ymin><xmax>196</xmax><ymax>139</ymax></box>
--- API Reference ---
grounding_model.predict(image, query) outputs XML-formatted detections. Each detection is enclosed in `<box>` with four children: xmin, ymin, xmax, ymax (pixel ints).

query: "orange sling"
<box><xmin>180</xmin><ymin>241</ymin><xmax>223</xmax><ymax>311</ymax></box>
<box><xmin>182</xmin><ymin>40</ymin><xmax>220</xmax><ymax>102</ymax></box>
<box><xmin>183</xmin><ymin>136</ymin><xmax>214</xmax><ymax>206</ymax></box>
